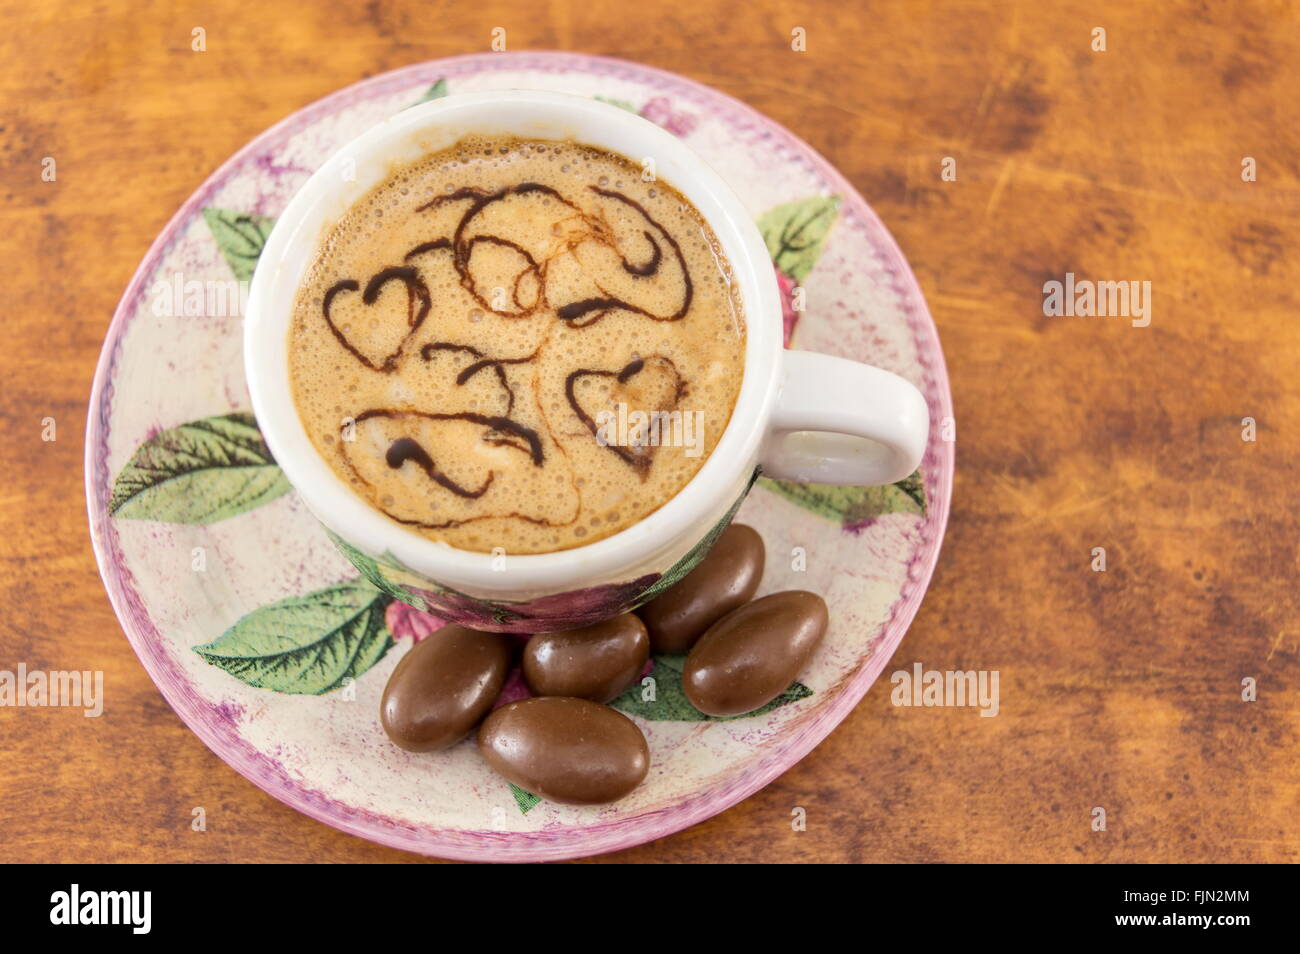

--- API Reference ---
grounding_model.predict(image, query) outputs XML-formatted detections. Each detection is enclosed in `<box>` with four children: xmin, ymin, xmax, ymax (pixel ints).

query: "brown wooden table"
<box><xmin>2</xmin><ymin>0</ymin><xmax>1297</xmax><ymax>863</ymax></box>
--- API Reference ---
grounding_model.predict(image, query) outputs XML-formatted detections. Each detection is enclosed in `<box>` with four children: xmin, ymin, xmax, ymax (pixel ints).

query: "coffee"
<box><xmin>288</xmin><ymin>135</ymin><xmax>745</xmax><ymax>554</ymax></box>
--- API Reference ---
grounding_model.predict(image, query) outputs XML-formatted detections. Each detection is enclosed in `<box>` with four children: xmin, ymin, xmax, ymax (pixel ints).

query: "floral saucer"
<box><xmin>85</xmin><ymin>52</ymin><xmax>953</xmax><ymax>861</ymax></box>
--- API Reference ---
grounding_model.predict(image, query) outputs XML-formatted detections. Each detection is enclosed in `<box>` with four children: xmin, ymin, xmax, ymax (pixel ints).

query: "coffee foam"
<box><xmin>288</xmin><ymin>135</ymin><xmax>745</xmax><ymax>554</ymax></box>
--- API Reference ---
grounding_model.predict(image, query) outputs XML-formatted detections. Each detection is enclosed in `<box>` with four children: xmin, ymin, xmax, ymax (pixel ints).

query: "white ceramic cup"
<box><xmin>245</xmin><ymin>90</ymin><xmax>929</xmax><ymax>633</ymax></box>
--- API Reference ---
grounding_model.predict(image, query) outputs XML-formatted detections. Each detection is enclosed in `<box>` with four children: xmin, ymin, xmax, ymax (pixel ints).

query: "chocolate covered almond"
<box><xmin>638</xmin><ymin>523</ymin><xmax>765</xmax><ymax>653</ymax></box>
<box><xmin>682</xmin><ymin>591</ymin><xmax>828</xmax><ymax>717</ymax></box>
<box><xmin>478</xmin><ymin>697</ymin><xmax>649</xmax><ymax>805</ymax></box>
<box><xmin>522</xmin><ymin>613</ymin><xmax>649</xmax><ymax>703</ymax></box>
<box><xmin>381</xmin><ymin>625</ymin><xmax>512</xmax><ymax>752</ymax></box>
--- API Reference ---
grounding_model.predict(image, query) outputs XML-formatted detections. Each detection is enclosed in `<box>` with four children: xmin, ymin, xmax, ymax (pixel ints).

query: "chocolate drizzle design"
<box><xmin>367</xmin><ymin>408</ymin><xmax>542</xmax><ymax>505</ymax></box>
<box><xmin>323</xmin><ymin>267</ymin><xmax>431</xmax><ymax>372</ymax></box>
<box><xmin>310</xmin><ymin>151</ymin><xmax>721</xmax><ymax>538</ymax></box>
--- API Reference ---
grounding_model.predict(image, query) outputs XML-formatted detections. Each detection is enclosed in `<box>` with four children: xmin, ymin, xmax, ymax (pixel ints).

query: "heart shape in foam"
<box><xmin>322</xmin><ymin>265</ymin><xmax>432</xmax><ymax>373</ymax></box>
<box><xmin>564</xmin><ymin>355</ymin><xmax>686</xmax><ymax>477</ymax></box>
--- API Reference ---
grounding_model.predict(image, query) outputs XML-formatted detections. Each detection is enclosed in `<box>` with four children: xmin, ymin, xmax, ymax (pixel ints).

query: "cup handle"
<box><xmin>760</xmin><ymin>350</ymin><xmax>930</xmax><ymax>485</ymax></box>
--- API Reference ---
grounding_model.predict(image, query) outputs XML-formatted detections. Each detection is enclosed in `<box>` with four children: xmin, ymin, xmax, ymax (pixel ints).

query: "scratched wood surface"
<box><xmin>1</xmin><ymin>0</ymin><xmax>1297</xmax><ymax>863</ymax></box>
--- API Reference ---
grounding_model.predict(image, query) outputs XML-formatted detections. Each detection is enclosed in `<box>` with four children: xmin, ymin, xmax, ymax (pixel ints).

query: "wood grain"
<box><xmin>1</xmin><ymin>0</ymin><xmax>1297</xmax><ymax>863</ymax></box>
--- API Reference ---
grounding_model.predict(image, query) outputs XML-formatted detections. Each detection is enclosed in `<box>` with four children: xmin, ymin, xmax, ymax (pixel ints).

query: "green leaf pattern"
<box><xmin>758</xmin><ymin>469</ymin><xmax>926</xmax><ymax>526</ymax></box>
<box><xmin>201</xmin><ymin>208</ymin><xmax>276</xmax><ymax>283</ymax></box>
<box><xmin>509</xmin><ymin>784</ymin><xmax>542</xmax><ymax>814</ymax></box>
<box><xmin>194</xmin><ymin>580</ymin><xmax>393</xmax><ymax>694</ymax></box>
<box><xmin>415</xmin><ymin>78</ymin><xmax>448</xmax><ymax>105</ymax></box>
<box><xmin>757</xmin><ymin>196</ymin><xmax>841</xmax><ymax>283</ymax></box>
<box><xmin>593</xmin><ymin>95</ymin><xmax>638</xmax><ymax>112</ymax></box>
<box><xmin>109</xmin><ymin>413</ymin><xmax>291</xmax><ymax>524</ymax></box>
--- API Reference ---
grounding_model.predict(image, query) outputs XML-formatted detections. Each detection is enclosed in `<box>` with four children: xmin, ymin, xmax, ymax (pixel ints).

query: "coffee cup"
<box><xmin>245</xmin><ymin>90</ymin><xmax>928</xmax><ymax>633</ymax></box>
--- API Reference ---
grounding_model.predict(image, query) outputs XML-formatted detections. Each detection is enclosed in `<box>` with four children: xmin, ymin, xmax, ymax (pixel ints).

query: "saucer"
<box><xmin>86</xmin><ymin>52</ymin><xmax>953</xmax><ymax>862</ymax></box>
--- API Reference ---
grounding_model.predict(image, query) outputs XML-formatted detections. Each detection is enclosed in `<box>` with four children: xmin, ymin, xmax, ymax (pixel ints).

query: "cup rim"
<box><xmin>244</xmin><ymin>89</ymin><xmax>781</xmax><ymax>592</ymax></box>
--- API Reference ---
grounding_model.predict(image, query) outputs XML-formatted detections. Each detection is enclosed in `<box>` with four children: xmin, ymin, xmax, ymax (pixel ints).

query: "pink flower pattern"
<box><xmin>384</xmin><ymin>599</ymin><xmax>447</xmax><ymax>642</ymax></box>
<box><xmin>639</xmin><ymin>96</ymin><xmax>699</xmax><ymax>137</ymax></box>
